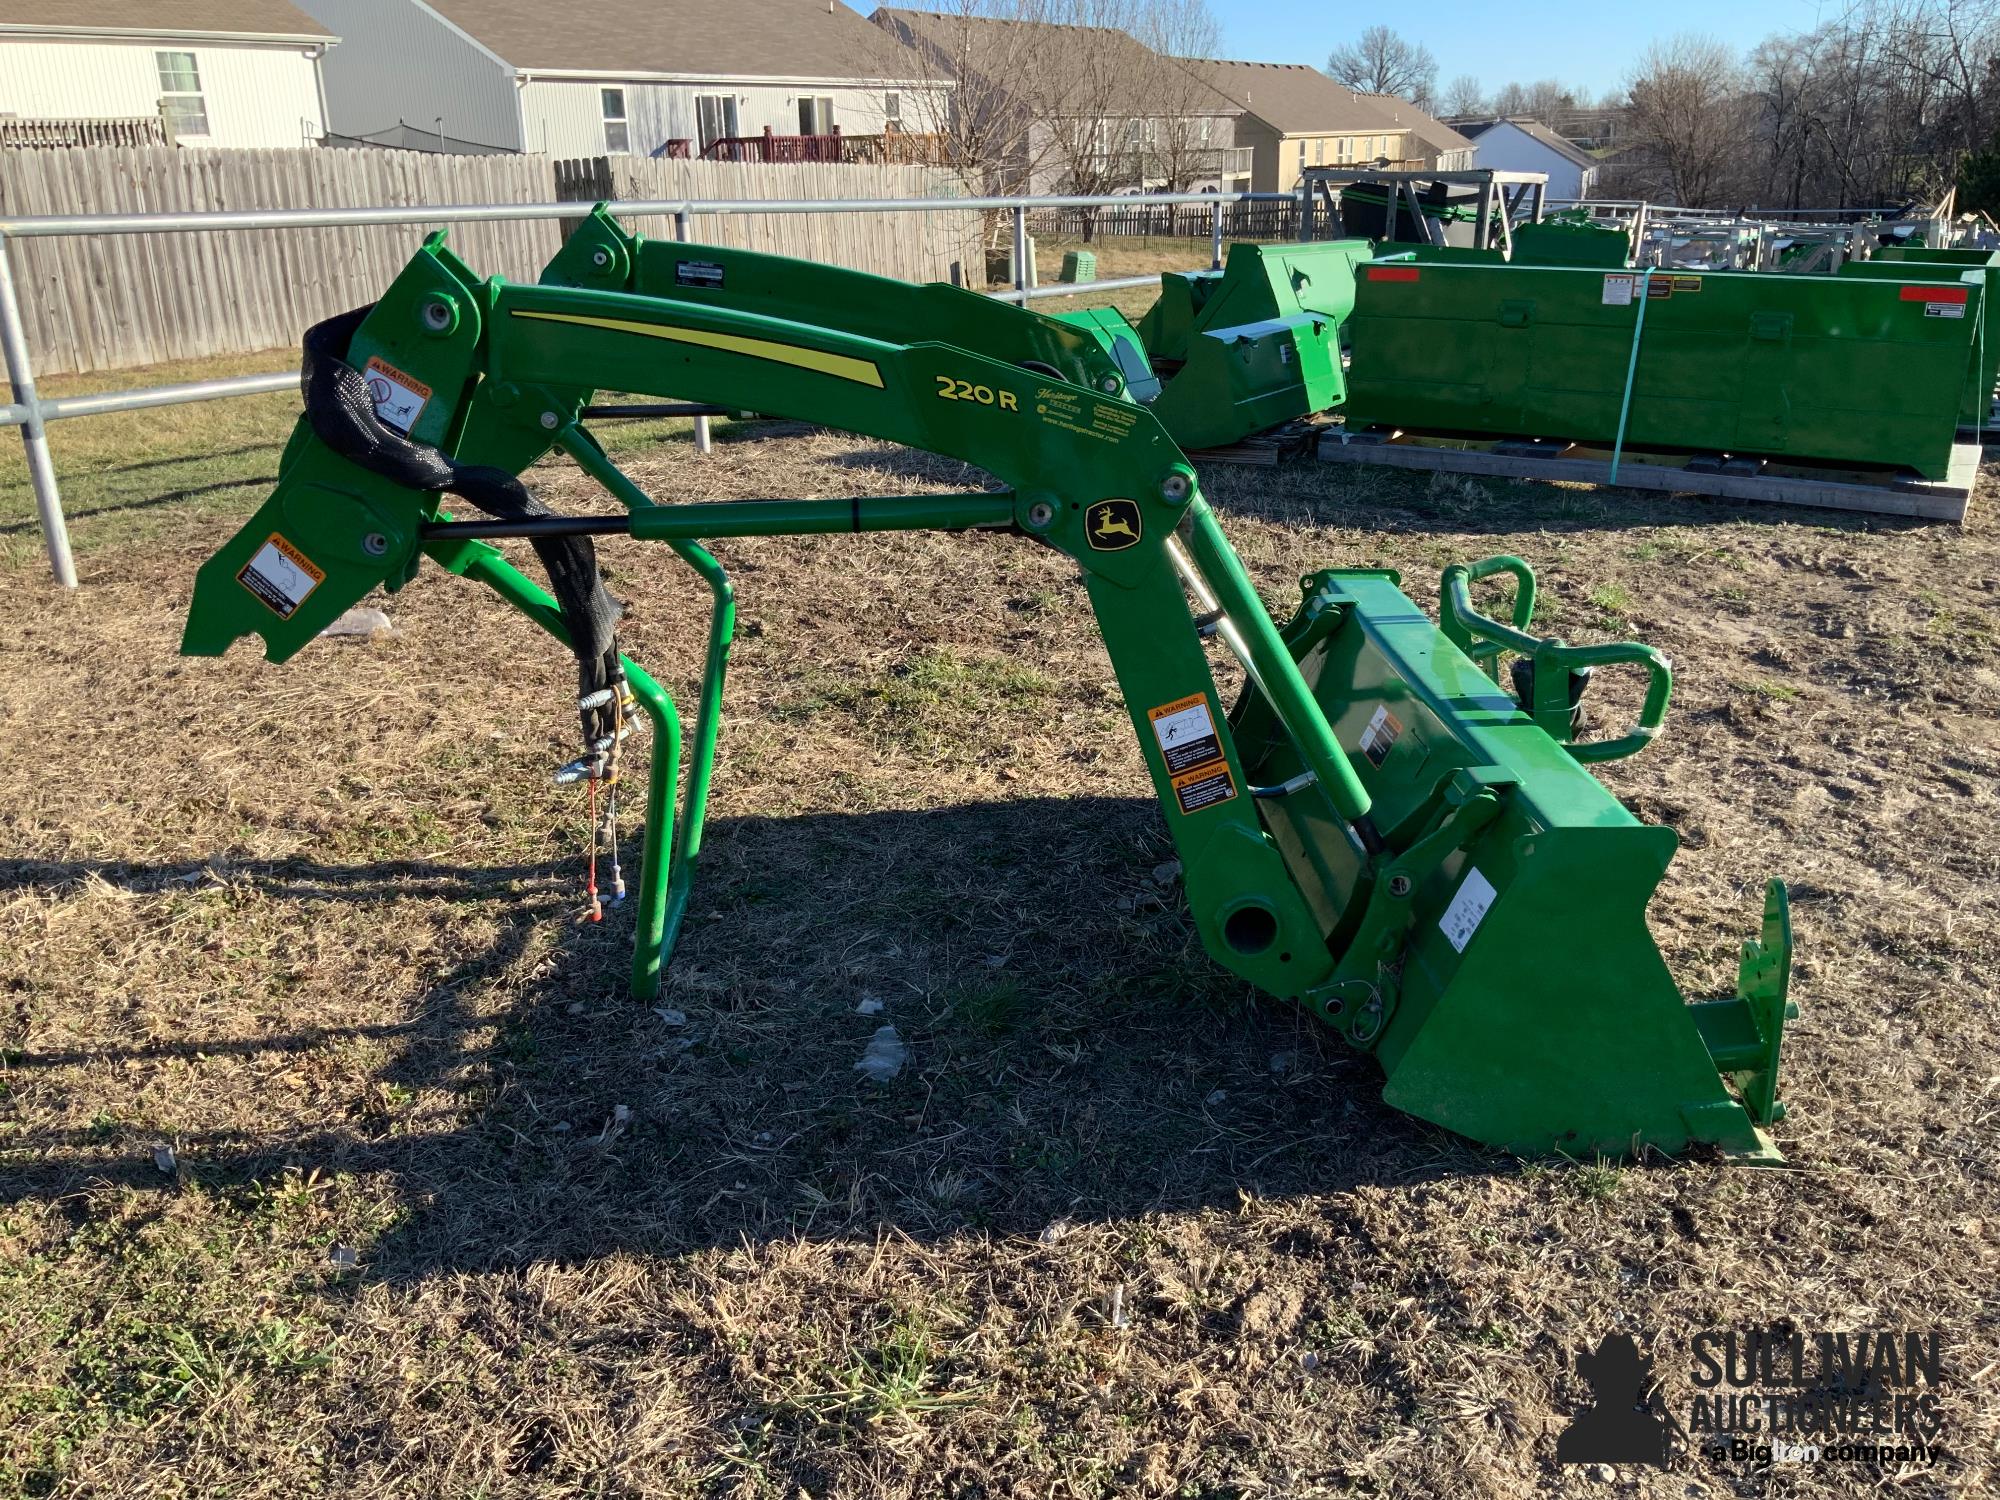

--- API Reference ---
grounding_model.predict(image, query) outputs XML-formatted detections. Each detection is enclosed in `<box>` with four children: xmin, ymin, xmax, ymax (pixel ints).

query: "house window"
<box><xmin>601</xmin><ymin>88</ymin><xmax>629</xmax><ymax>155</ymax></box>
<box><xmin>883</xmin><ymin>92</ymin><xmax>900</xmax><ymax>129</ymax></box>
<box><xmin>696</xmin><ymin>94</ymin><xmax>738</xmax><ymax>148</ymax></box>
<box><xmin>1311</xmin><ymin>138</ymin><xmax>1324</xmax><ymax>165</ymax></box>
<box><xmin>155</xmin><ymin>51</ymin><xmax>209</xmax><ymax>138</ymax></box>
<box><xmin>799</xmin><ymin>96</ymin><xmax>835</xmax><ymax>135</ymax></box>
<box><xmin>1337</xmin><ymin>136</ymin><xmax>1355</xmax><ymax>163</ymax></box>
<box><xmin>1297</xmin><ymin>140</ymin><xmax>1306</xmax><ymax>171</ymax></box>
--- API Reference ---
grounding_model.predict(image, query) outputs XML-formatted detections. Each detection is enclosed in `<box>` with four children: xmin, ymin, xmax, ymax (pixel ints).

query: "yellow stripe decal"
<box><xmin>510</xmin><ymin>309</ymin><xmax>884</xmax><ymax>388</ymax></box>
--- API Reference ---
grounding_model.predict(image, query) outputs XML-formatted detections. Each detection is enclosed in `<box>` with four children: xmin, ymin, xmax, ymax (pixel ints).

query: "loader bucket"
<box><xmin>1229</xmin><ymin>559</ymin><xmax>1795</xmax><ymax>1162</ymax></box>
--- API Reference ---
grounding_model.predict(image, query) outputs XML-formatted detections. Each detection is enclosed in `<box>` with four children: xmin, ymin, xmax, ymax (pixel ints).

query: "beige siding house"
<box><xmin>1192</xmin><ymin>61</ymin><xmax>1418</xmax><ymax>192</ymax></box>
<box><xmin>1358</xmin><ymin>94</ymin><xmax>1476</xmax><ymax>171</ymax></box>
<box><xmin>876</xmin><ymin>9</ymin><xmax>1247</xmax><ymax>194</ymax></box>
<box><xmin>0</xmin><ymin>0</ymin><xmax>335</xmax><ymax>148</ymax></box>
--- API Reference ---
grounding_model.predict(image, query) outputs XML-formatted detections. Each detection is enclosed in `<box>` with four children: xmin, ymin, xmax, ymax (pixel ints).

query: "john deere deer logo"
<box><xmin>1085</xmin><ymin>499</ymin><xmax>1142</xmax><ymax>551</ymax></box>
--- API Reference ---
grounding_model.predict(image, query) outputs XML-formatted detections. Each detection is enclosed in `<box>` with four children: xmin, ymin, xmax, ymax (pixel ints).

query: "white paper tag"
<box><xmin>1602</xmin><ymin>274</ymin><xmax>1635</xmax><ymax>307</ymax></box>
<box><xmin>1439</xmin><ymin>867</ymin><xmax>1497</xmax><ymax>953</ymax></box>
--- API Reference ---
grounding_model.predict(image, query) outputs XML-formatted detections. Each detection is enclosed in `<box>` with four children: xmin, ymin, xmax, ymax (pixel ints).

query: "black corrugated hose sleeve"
<box><xmin>300</xmin><ymin>307</ymin><xmax>624</xmax><ymax>749</ymax></box>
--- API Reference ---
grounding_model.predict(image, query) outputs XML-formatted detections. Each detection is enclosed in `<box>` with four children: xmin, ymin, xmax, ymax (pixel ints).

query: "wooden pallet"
<box><xmin>1190</xmin><ymin>419</ymin><xmax>1324</xmax><ymax>467</ymax></box>
<box><xmin>1316</xmin><ymin>428</ymin><xmax>1982</xmax><ymax>522</ymax></box>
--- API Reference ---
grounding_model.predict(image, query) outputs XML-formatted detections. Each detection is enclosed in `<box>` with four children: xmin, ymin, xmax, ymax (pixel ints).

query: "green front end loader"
<box><xmin>181</xmin><ymin>209</ymin><xmax>1798</xmax><ymax>1164</ymax></box>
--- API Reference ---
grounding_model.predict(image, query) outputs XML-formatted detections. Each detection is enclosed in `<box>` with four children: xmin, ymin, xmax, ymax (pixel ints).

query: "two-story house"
<box><xmin>291</xmin><ymin>0</ymin><xmax>946</xmax><ymax>159</ymax></box>
<box><xmin>874</xmin><ymin>8</ymin><xmax>1247</xmax><ymax>195</ymax></box>
<box><xmin>1191</xmin><ymin>62</ymin><xmax>1429</xmax><ymax>192</ymax></box>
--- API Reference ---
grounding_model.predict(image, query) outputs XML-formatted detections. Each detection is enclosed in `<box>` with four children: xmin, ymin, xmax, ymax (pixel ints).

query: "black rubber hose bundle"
<box><xmin>300</xmin><ymin>307</ymin><xmax>624</xmax><ymax>749</ymax></box>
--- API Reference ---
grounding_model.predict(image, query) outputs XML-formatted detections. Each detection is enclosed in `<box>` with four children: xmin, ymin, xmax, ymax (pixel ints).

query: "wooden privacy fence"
<box><xmin>589</xmin><ymin>157</ymin><xmax>978</xmax><ymax>288</ymax></box>
<box><xmin>0</xmin><ymin>146</ymin><xmax>982</xmax><ymax>376</ymax></box>
<box><xmin>0</xmin><ymin>147</ymin><xmax>560</xmax><ymax>376</ymax></box>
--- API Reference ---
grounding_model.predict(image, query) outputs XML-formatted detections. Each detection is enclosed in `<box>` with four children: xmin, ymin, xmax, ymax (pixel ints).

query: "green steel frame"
<box><xmin>181</xmin><ymin>211</ymin><xmax>1799</xmax><ymax>1163</ymax></box>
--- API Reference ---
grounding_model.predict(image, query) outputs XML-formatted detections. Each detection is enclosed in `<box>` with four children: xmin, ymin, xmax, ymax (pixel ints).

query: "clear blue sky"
<box><xmin>847</xmin><ymin>1</ymin><xmax>1839</xmax><ymax>100</ymax></box>
<box><xmin>1217</xmin><ymin>0</ymin><xmax>1832</xmax><ymax>97</ymax></box>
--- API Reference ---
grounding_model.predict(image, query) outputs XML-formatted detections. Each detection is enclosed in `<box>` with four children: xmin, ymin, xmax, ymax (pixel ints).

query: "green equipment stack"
<box><xmin>179</xmin><ymin>207</ymin><xmax>1800</xmax><ymax>1165</ymax></box>
<box><xmin>1344</xmin><ymin>260</ymin><xmax>1981</xmax><ymax>477</ymax></box>
<box><xmin>1838</xmin><ymin>247</ymin><xmax>2000</xmax><ymax>428</ymax></box>
<box><xmin>1058</xmin><ymin>239</ymin><xmax>1373</xmax><ymax>450</ymax></box>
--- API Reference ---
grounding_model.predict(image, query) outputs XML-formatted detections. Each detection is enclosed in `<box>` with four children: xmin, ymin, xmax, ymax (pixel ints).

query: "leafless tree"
<box><xmin>868</xmin><ymin>1</ymin><xmax>1065</xmax><ymax>202</ymax></box>
<box><xmin>1442</xmin><ymin>74</ymin><xmax>1486</xmax><ymax>117</ymax></box>
<box><xmin>1623</xmin><ymin>34</ymin><xmax>1750</xmax><ymax>206</ymax></box>
<box><xmin>1133</xmin><ymin>0</ymin><xmax>1227</xmax><ymax>192</ymax></box>
<box><xmin>1326</xmin><ymin>26</ymin><xmax>1439</xmax><ymax>109</ymax></box>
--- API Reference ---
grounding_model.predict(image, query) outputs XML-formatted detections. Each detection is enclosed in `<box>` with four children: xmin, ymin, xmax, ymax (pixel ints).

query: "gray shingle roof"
<box><xmin>1355</xmin><ymin>93</ymin><xmax>1475</xmax><ymax>155</ymax></box>
<box><xmin>0</xmin><ymin>1</ymin><xmax>332</xmax><ymax>38</ymax></box>
<box><xmin>1191</xmin><ymin>60</ymin><xmax>1398</xmax><ymax>136</ymax></box>
<box><xmin>419</xmin><ymin>0</ymin><xmax>921</xmax><ymax>80</ymax></box>
<box><xmin>878</xmin><ymin>9</ymin><xmax>1238</xmax><ymax>118</ymax></box>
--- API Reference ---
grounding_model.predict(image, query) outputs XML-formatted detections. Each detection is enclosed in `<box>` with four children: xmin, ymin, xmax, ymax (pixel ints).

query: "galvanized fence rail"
<box><xmin>1</xmin><ymin>187</ymin><xmax>1302</xmax><ymax>587</ymax></box>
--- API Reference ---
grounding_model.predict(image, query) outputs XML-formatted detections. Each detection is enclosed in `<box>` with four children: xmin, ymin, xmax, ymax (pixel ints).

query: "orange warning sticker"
<box><xmin>363</xmin><ymin>355</ymin><xmax>432</xmax><ymax>434</ymax></box>
<box><xmin>236</xmin><ymin>531</ymin><xmax>327</xmax><ymax>619</ymax></box>
<box><xmin>1171</xmin><ymin>761</ymin><xmax>1237</xmax><ymax>814</ymax></box>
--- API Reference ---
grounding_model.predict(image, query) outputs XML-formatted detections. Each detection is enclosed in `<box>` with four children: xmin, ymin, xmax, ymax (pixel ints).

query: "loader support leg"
<box><xmin>434</xmin><ymin>539</ymin><xmax>734</xmax><ymax>1002</ymax></box>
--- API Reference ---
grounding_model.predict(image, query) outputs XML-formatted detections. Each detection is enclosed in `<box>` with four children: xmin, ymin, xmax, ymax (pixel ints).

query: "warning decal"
<box><xmin>1149</xmin><ymin>693</ymin><xmax>1224</xmax><ymax>774</ymax></box>
<box><xmin>1439</xmin><ymin>866</ymin><xmax>1497</xmax><ymax>953</ymax></box>
<box><xmin>1601</xmin><ymin>274</ymin><xmax>1635</xmax><ymax>306</ymax></box>
<box><xmin>363</xmin><ymin>356</ymin><xmax>431</xmax><ymax>435</ymax></box>
<box><xmin>1149</xmin><ymin>692</ymin><xmax>1236</xmax><ymax>813</ymax></box>
<box><xmin>237</xmin><ymin>532</ymin><xmax>326</xmax><ymax>619</ymax></box>
<box><xmin>1171</xmin><ymin>762</ymin><xmax>1237</xmax><ymax>814</ymax></box>
<box><xmin>1358</xmin><ymin>704</ymin><xmax>1403</xmax><ymax>768</ymax></box>
<box><xmin>1673</xmin><ymin>275</ymin><xmax>1704</xmax><ymax>293</ymax></box>
<box><xmin>1926</xmin><ymin>302</ymin><xmax>1967</xmax><ymax>319</ymax></box>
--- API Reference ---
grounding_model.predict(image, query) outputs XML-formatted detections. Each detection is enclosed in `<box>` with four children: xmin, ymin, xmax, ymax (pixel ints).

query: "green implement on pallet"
<box><xmin>1346</xmin><ymin>259</ymin><xmax>1981</xmax><ymax>477</ymax></box>
<box><xmin>1838</xmin><ymin>248</ymin><xmax>2000</xmax><ymax>428</ymax></box>
<box><xmin>1059</xmin><ymin>239</ymin><xmax>1373</xmax><ymax>451</ymax></box>
<box><xmin>182</xmin><ymin>210</ymin><xmax>1798</xmax><ymax>1163</ymax></box>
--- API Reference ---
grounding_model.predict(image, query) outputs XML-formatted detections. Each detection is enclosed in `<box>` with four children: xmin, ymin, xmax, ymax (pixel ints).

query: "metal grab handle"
<box><xmin>1439</xmin><ymin>555</ymin><xmax>1537</xmax><ymax>662</ymax></box>
<box><xmin>1548</xmin><ymin>639</ymin><xmax>1673</xmax><ymax>763</ymax></box>
<box><xmin>1439</xmin><ymin>557</ymin><xmax>1671</xmax><ymax>763</ymax></box>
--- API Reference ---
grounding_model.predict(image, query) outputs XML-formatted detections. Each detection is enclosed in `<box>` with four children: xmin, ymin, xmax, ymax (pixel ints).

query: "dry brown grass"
<box><xmin>1</xmin><ymin>405</ymin><xmax>1996</xmax><ymax>1498</ymax></box>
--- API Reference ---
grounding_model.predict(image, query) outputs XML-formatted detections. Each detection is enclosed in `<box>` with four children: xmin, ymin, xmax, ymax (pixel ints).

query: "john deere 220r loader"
<box><xmin>182</xmin><ymin>209</ymin><xmax>1798</xmax><ymax>1163</ymax></box>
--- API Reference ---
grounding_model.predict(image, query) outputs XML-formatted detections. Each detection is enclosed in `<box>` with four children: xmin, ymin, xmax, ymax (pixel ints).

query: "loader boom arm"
<box><xmin>183</xmin><ymin>216</ymin><xmax>1382</xmax><ymax>1014</ymax></box>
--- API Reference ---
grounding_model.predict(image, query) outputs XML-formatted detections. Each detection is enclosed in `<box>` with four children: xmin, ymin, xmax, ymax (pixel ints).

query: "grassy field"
<box><xmin>1</xmin><ymin>316</ymin><xmax>1997</xmax><ymax>1498</ymax></box>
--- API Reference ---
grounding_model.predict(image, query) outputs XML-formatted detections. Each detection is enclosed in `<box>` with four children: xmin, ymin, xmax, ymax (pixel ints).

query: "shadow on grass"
<box><xmin>0</xmin><ymin>796</ymin><xmax>1488</xmax><ymax>1276</ymax></box>
<box><xmin>0</xmin><ymin>473</ymin><xmax>279</xmax><ymax>533</ymax></box>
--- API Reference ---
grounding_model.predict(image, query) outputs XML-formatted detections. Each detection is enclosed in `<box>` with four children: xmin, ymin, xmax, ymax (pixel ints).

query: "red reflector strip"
<box><xmin>1901</xmin><ymin>284</ymin><xmax>1969</xmax><ymax>303</ymax></box>
<box><xmin>1368</xmin><ymin>266</ymin><xmax>1421</xmax><ymax>282</ymax></box>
